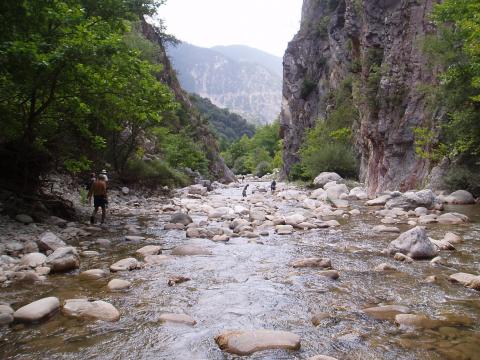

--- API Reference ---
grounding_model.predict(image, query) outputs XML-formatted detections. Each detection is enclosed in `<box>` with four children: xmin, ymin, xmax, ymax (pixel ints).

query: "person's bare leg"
<box><xmin>101</xmin><ymin>206</ymin><xmax>106</xmax><ymax>224</ymax></box>
<box><xmin>91</xmin><ymin>207</ymin><xmax>98</xmax><ymax>224</ymax></box>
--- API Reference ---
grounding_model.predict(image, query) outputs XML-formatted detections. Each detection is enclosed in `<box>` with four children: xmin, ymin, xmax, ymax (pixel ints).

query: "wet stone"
<box><xmin>110</xmin><ymin>257</ymin><xmax>139</xmax><ymax>272</ymax></box>
<box><xmin>124</xmin><ymin>235</ymin><xmax>145</xmax><ymax>241</ymax></box>
<box><xmin>80</xmin><ymin>269</ymin><xmax>108</xmax><ymax>279</ymax></box>
<box><xmin>108</xmin><ymin>279</ymin><xmax>131</xmax><ymax>291</ymax></box>
<box><xmin>215</xmin><ymin>330</ymin><xmax>301</xmax><ymax>356</ymax></box>
<box><xmin>159</xmin><ymin>313</ymin><xmax>196</xmax><ymax>325</ymax></box>
<box><xmin>168</xmin><ymin>276</ymin><xmax>190</xmax><ymax>286</ymax></box>
<box><xmin>62</xmin><ymin>299</ymin><xmax>120</xmax><ymax>322</ymax></box>
<box><xmin>171</xmin><ymin>245</ymin><xmax>211</xmax><ymax>256</ymax></box>
<box><xmin>136</xmin><ymin>245</ymin><xmax>162</xmax><ymax>257</ymax></box>
<box><xmin>144</xmin><ymin>255</ymin><xmax>171</xmax><ymax>265</ymax></box>
<box><xmin>20</xmin><ymin>253</ymin><xmax>46</xmax><ymax>268</ymax></box>
<box><xmin>311</xmin><ymin>312</ymin><xmax>330</xmax><ymax>326</ymax></box>
<box><xmin>46</xmin><ymin>247</ymin><xmax>80</xmax><ymax>273</ymax></box>
<box><xmin>14</xmin><ymin>297</ymin><xmax>60</xmax><ymax>323</ymax></box>
<box><xmin>291</xmin><ymin>257</ymin><xmax>331</xmax><ymax>268</ymax></box>
<box><xmin>308</xmin><ymin>356</ymin><xmax>339</xmax><ymax>360</ymax></box>
<box><xmin>364</xmin><ymin>305</ymin><xmax>411</xmax><ymax>321</ymax></box>
<box><xmin>318</xmin><ymin>270</ymin><xmax>339</xmax><ymax>280</ymax></box>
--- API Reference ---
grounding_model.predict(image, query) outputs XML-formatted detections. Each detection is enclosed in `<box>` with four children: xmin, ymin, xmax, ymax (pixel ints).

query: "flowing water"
<box><xmin>1</xmin><ymin>181</ymin><xmax>479</xmax><ymax>359</ymax></box>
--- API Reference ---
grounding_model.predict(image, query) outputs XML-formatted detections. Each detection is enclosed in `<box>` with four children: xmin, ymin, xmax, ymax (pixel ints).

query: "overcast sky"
<box><xmin>157</xmin><ymin>0</ymin><xmax>304</xmax><ymax>57</ymax></box>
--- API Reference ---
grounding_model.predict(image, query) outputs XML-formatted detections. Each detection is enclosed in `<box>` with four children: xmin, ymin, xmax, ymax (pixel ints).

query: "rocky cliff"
<box><xmin>167</xmin><ymin>42</ymin><xmax>282</xmax><ymax>125</ymax></box>
<box><xmin>281</xmin><ymin>0</ymin><xmax>439</xmax><ymax>194</ymax></box>
<box><xmin>141</xmin><ymin>21</ymin><xmax>235</xmax><ymax>183</ymax></box>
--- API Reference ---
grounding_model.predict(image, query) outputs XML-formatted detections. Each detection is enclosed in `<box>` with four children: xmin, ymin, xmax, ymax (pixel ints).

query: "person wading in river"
<box><xmin>88</xmin><ymin>174</ymin><xmax>108</xmax><ymax>224</ymax></box>
<box><xmin>242</xmin><ymin>184</ymin><xmax>249</xmax><ymax>198</ymax></box>
<box><xmin>270</xmin><ymin>180</ymin><xmax>276</xmax><ymax>194</ymax></box>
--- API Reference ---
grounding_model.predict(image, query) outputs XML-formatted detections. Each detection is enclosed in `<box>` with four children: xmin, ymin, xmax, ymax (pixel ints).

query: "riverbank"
<box><xmin>0</xmin><ymin>178</ymin><xmax>479</xmax><ymax>359</ymax></box>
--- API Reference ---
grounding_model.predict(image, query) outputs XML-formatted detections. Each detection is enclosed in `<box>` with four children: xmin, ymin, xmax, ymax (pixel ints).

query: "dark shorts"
<box><xmin>93</xmin><ymin>196</ymin><xmax>106</xmax><ymax>208</ymax></box>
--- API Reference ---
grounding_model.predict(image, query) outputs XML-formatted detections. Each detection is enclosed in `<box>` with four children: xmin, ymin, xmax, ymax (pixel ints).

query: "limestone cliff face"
<box><xmin>141</xmin><ymin>20</ymin><xmax>235</xmax><ymax>183</ymax></box>
<box><xmin>281</xmin><ymin>0</ymin><xmax>439</xmax><ymax>194</ymax></box>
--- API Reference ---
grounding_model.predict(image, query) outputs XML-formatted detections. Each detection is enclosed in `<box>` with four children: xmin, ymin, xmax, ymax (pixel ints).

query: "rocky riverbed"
<box><xmin>0</xmin><ymin>176</ymin><xmax>479</xmax><ymax>359</ymax></box>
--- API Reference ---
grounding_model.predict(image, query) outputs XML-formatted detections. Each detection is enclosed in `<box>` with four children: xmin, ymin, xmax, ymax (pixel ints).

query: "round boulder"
<box><xmin>14</xmin><ymin>297</ymin><xmax>60</xmax><ymax>323</ymax></box>
<box><xmin>387</xmin><ymin>226</ymin><xmax>437</xmax><ymax>259</ymax></box>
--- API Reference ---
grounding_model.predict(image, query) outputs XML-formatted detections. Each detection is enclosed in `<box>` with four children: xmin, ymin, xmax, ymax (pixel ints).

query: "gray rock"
<box><xmin>326</xmin><ymin>184</ymin><xmax>348</xmax><ymax>200</ymax></box>
<box><xmin>20</xmin><ymin>253</ymin><xmax>46</xmax><ymax>268</ymax></box>
<box><xmin>15</xmin><ymin>214</ymin><xmax>33</xmax><ymax>224</ymax></box>
<box><xmin>108</xmin><ymin>279</ymin><xmax>131</xmax><ymax>290</ymax></box>
<box><xmin>308</xmin><ymin>356</ymin><xmax>338</xmax><ymax>360</ymax></box>
<box><xmin>62</xmin><ymin>299</ymin><xmax>120</xmax><ymax>321</ymax></box>
<box><xmin>215</xmin><ymin>330</ymin><xmax>301</xmax><ymax>356</ymax></box>
<box><xmin>366</xmin><ymin>194</ymin><xmax>392</xmax><ymax>206</ymax></box>
<box><xmin>136</xmin><ymin>245</ymin><xmax>162</xmax><ymax>257</ymax></box>
<box><xmin>313</xmin><ymin>172</ymin><xmax>343</xmax><ymax>187</ymax></box>
<box><xmin>110</xmin><ymin>257</ymin><xmax>139</xmax><ymax>272</ymax></box>
<box><xmin>275</xmin><ymin>225</ymin><xmax>294</xmax><ymax>235</ymax></box>
<box><xmin>37</xmin><ymin>231</ymin><xmax>66</xmax><ymax>252</ymax></box>
<box><xmin>170</xmin><ymin>212</ymin><xmax>193</xmax><ymax>225</ymax></box>
<box><xmin>444</xmin><ymin>190</ymin><xmax>475</xmax><ymax>204</ymax></box>
<box><xmin>318</xmin><ymin>270</ymin><xmax>339</xmax><ymax>280</ymax></box>
<box><xmin>144</xmin><ymin>255</ymin><xmax>171</xmax><ymax>265</ymax></box>
<box><xmin>373</xmin><ymin>225</ymin><xmax>400</xmax><ymax>233</ymax></box>
<box><xmin>0</xmin><ymin>304</ymin><xmax>14</xmax><ymax>325</ymax></box>
<box><xmin>46</xmin><ymin>247</ymin><xmax>80</xmax><ymax>272</ymax></box>
<box><xmin>14</xmin><ymin>297</ymin><xmax>60</xmax><ymax>322</ymax></box>
<box><xmin>124</xmin><ymin>235</ymin><xmax>145</xmax><ymax>241</ymax></box>
<box><xmin>437</xmin><ymin>213</ymin><xmax>469</xmax><ymax>225</ymax></box>
<box><xmin>388</xmin><ymin>227</ymin><xmax>437</xmax><ymax>259</ymax></box>
<box><xmin>96</xmin><ymin>238</ymin><xmax>111</xmax><ymax>247</ymax></box>
<box><xmin>5</xmin><ymin>241</ymin><xmax>24</xmax><ymax>254</ymax></box>
<box><xmin>385</xmin><ymin>190</ymin><xmax>437</xmax><ymax>210</ymax></box>
<box><xmin>121</xmin><ymin>187</ymin><xmax>130</xmax><ymax>195</ymax></box>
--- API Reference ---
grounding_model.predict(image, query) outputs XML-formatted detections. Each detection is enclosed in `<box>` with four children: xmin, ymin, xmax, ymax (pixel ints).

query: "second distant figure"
<box><xmin>242</xmin><ymin>184</ymin><xmax>249</xmax><ymax>197</ymax></box>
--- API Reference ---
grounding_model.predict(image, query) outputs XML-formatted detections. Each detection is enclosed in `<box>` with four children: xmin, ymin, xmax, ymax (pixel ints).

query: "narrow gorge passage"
<box><xmin>1</xmin><ymin>180</ymin><xmax>479</xmax><ymax>359</ymax></box>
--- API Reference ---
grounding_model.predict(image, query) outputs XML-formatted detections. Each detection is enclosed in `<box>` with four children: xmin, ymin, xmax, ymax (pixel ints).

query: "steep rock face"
<box><xmin>281</xmin><ymin>0</ymin><xmax>438</xmax><ymax>194</ymax></box>
<box><xmin>141</xmin><ymin>21</ymin><xmax>235</xmax><ymax>183</ymax></box>
<box><xmin>167</xmin><ymin>42</ymin><xmax>282</xmax><ymax>125</ymax></box>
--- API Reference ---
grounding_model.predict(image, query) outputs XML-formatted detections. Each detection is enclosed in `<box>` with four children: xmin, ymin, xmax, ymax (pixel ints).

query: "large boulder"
<box><xmin>215</xmin><ymin>330</ymin><xmax>301</xmax><ymax>356</ymax></box>
<box><xmin>108</xmin><ymin>279</ymin><xmax>131</xmax><ymax>291</ymax></box>
<box><xmin>366</xmin><ymin>194</ymin><xmax>392</xmax><ymax>206</ymax></box>
<box><xmin>188</xmin><ymin>184</ymin><xmax>207</xmax><ymax>196</ymax></box>
<box><xmin>326</xmin><ymin>184</ymin><xmax>348</xmax><ymax>200</ymax></box>
<box><xmin>385</xmin><ymin>190</ymin><xmax>437</xmax><ymax>210</ymax></box>
<box><xmin>444</xmin><ymin>190</ymin><xmax>475</xmax><ymax>204</ymax></box>
<box><xmin>62</xmin><ymin>299</ymin><xmax>120</xmax><ymax>321</ymax></box>
<box><xmin>170</xmin><ymin>213</ymin><xmax>193</xmax><ymax>225</ymax></box>
<box><xmin>387</xmin><ymin>227</ymin><xmax>437</xmax><ymax>259</ymax></box>
<box><xmin>14</xmin><ymin>297</ymin><xmax>60</xmax><ymax>323</ymax></box>
<box><xmin>37</xmin><ymin>231</ymin><xmax>66</xmax><ymax>252</ymax></box>
<box><xmin>313</xmin><ymin>172</ymin><xmax>343</xmax><ymax>188</ymax></box>
<box><xmin>46</xmin><ymin>247</ymin><xmax>80</xmax><ymax>272</ymax></box>
<box><xmin>15</xmin><ymin>214</ymin><xmax>34</xmax><ymax>224</ymax></box>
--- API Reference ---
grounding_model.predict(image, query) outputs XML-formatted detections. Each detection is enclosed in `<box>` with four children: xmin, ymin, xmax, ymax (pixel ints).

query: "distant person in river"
<box><xmin>242</xmin><ymin>184</ymin><xmax>249</xmax><ymax>197</ymax></box>
<box><xmin>270</xmin><ymin>180</ymin><xmax>276</xmax><ymax>193</ymax></box>
<box><xmin>84</xmin><ymin>172</ymin><xmax>96</xmax><ymax>191</ymax></box>
<box><xmin>88</xmin><ymin>174</ymin><xmax>108</xmax><ymax>224</ymax></box>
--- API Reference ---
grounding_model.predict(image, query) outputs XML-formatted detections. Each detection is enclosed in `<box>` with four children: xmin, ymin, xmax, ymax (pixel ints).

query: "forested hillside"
<box><xmin>189</xmin><ymin>94</ymin><xmax>255</xmax><ymax>145</ymax></box>
<box><xmin>0</xmin><ymin>0</ymin><xmax>233</xmax><ymax>193</ymax></box>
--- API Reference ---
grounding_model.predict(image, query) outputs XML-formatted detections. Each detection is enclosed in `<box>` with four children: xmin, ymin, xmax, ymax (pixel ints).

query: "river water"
<box><xmin>1</xmin><ymin>181</ymin><xmax>479</xmax><ymax>359</ymax></box>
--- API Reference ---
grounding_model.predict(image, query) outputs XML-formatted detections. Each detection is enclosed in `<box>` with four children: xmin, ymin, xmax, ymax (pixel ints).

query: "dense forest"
<box><xmin>0</xmin><ymin>0</ymin><xmax>231</xmax><ymax>193</ymax></box>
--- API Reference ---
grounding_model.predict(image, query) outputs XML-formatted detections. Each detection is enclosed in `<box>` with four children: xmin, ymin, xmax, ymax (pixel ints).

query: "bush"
<box><xmin>301</xmin><ymin>79</ymin><xmax>317</xmax><ymax>99</ymax></box>
<box><xmin>443</xmin><ymin>166</ymin><xmax>480</xmax><ymax>197</ymax></box>
<box><xmin>122</xmin><ymin>158</ymin><xmax>191</xmax><ymax>188</ymax></box>
<box><xmin>301</xmin><ymin>141</ymin><xmax>357</xmax><ymax>179</ymax></box>
<box><xmin>255</xmin><ymin>161</ymin><xmax>272</xmax><ymax>177</ymax></box>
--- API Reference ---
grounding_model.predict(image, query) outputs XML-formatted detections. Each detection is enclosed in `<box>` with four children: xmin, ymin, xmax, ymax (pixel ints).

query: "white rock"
<box><xmin>80</xmin><ymin>269</ymin><xmax>108</xmax><ymax>279</ymax></box>
<box><xmin>159</xmin><ymin>313</ymin><xmax>196</xmax><ymax>325</ymax></box>
<box><xmin>20</xmin><ymin>253</ymin><xmax>46</xmax><ymax>268</ymax></box>
<box><xmin>313</xmin><ymin>172</ymin><xmax>343</xmax><ymax>187</ymax></box>
<box><xmin>110</xmin><ymin>257</ymin><xmax>139</xmax><ymax>272</ymax></box>
<box><xmin>326</xmin><ymin>184</ymin><xmax>348</xmax><ymax>200</ymax></box>
<box><xmin>275</xmin><ymin>225</ymin><xmax>294</xmax><ymax>235</ymax></box>
<box><xmin>62</xmin><ymin>299</ymin><xmax>120</xmax><ymax>321</ymax></box>
<box><xmin>136</xmin><ymin>245</ymin><xmax>162</xmax><ymax>257</ymax></box>
<box><xmin>121</xmin><ymin>187</ymin><xmax>130</xmax><ymax>195</ymax></box>
<box><xmin>108</xmin><ymin>279</ymin><xmax>131</xmax><ymax>290</ymax></box>
<box><xmin>14</xmin><ymin>297</ymin><xmax>60</xmax><ymax>323</ymax></box>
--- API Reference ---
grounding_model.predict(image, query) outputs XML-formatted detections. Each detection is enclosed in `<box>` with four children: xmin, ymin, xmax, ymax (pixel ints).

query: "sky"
<box><xmin>157</xmin><ymin>0</ymin><xmax>304</xmax><ymax>57</ymax></box>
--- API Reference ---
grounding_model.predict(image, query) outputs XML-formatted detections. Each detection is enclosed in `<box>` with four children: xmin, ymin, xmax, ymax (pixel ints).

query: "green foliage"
<box><xmin>443</xmin><ymin>166</ymin><xmax>480</xmax><ymax>197</ymax></box>
<box><xmin>316</xmin><ymin>16</ymin><xmax>330</xmax><ymax>38</ymax></box>
<box><xmin>413</xmin><ymin>127</ymin><xmax>448</xmax><ymax>162</ymax></box>
<box><xmin>79</xmin><ymin>187</ymin><xmax>89</xmax><ymax>205</ymax></box>
<box><xmin>123</xmin><ymin>158</ymin><xmax>190</xmax><ymax>188</ymax></box>
<box><xmin>222</xmin><ymin>121</ymin><xmax>282</xmax><ymax>176</ymax></box>
<box><xmin>301</xmin><ymin>79</ymin><xmax>317</xmax><ymax>99</ymax></box>
<box><xmin>189</xmin><ymin>94</ymin><xmax>255</xmax><ymax>143</ymax></box>
<box><xmin>421</xmin><ymin>0</ymin><xmax>480</xmax><ymax>162</ymax></box>
<box><xmin>296</xmin><ymin>78</ymin><xmax>359</xmax><ymax>180</ymax></box>
<box><xmin>64</xmin><ymin>156</ymin><xmax>92</xmax><ymax>175</ymax></box>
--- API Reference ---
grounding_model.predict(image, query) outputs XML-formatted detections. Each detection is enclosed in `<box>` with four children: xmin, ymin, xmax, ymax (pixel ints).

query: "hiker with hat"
<box><xmin>100</xmin><ymin>169</ymin><xmax>108</xmax><ymax>182</ymax></box>
<box><xmin>88</xmin><ymin>173</ymin><xmax>108</xmax><ymax>224</ymax></box>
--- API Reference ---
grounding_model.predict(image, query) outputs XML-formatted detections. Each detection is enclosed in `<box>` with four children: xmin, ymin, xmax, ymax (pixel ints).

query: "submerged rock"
<box><xmin>15</xmin><ymin>214</ymin><xmax>33</xmax><ymax>224</ymax></box>
<box><xmin>107</xmin><ymin>279</ymin><xmax>131</xmax><ymax>291</ymax></box>
<box><xmin>388</xmin><ymin>227</ymin><xmax>437</xmax><ymax>259</ymax></box>
<box><xmin>14</xmin><ymin>297</ymin><xmax>60</xmax><ymax>323</ymax></box>
<box><xmin>62</xmin><ymin>299</ymin><xmax>120</xmax><ymax>321</ymax></box>
<box><xmin>170</xmin><ymin>212</ymin><xmax>193</xmax><ymax>225</ymax></box>
<box><xmin>215</xmin><ymin>330</ymin><xmax>301</xmax><ymax>356</ymax></box>
<box><xmin>159</xmin><ymin>313</ymin><xmax>196</xmax><ymax>325</ymax></box>
<box><xmin>364</xmin><ymin>305</ymin><xmax>410</xmax><ymax>321</ymax></box>
<box><xmin>46</xmin><ymin>247</ymin><xmax>80</xmax><ymax>272</ymax></box>
<box><xmin>318</xmin><ymin>270</ymin><xmax>339</xmax><ymax>280</ymax></box>
<box><xmin>171</xmin><ymin>245</ymin><xmax>211</xmax><ymax>256</ymax></box>
<box><xmin>80</xmin><ymin>269</ymin><xmax>108</xmax><ymax>279</ymax></box>
<box><xmin>311</xmin><ymin>312</ymin><xmax>330</xmax><ymax>326</ymax></box>
<box><xmin>395</xmin><ymin>314</ymin><xmax>443</xmax><ymax>329</ymax></box>
<box><xmin>290</xmin><ymin>258</ymin><xmax>331</xmax><ymax>268</ymax></box>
